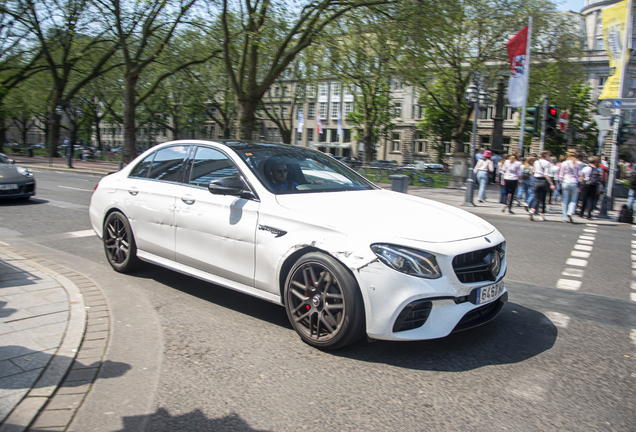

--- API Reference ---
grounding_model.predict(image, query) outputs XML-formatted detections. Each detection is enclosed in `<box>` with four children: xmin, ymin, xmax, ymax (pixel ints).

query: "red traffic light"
<box><xmin>549</xmin><ymin>108</ymin><xmax>557</xmax><ymax>116</ymax></box>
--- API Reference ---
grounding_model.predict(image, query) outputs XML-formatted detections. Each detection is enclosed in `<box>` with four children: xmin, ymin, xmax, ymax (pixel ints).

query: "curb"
<box><xmin>0</xmin><ymin>246</ymin><xmax>111</xmax><ymax>432</ymax></box>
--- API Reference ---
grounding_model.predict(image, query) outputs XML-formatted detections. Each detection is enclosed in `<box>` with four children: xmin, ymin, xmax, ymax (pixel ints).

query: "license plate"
<box><xmin>476</xmin><ymin>280</ymin><xmax>504</xmax><ymax>304</ymax></box>
<box><xmin>0</xmin><ymin>184</ymin><xmax>18</xmax><ymax>190</ymax></box>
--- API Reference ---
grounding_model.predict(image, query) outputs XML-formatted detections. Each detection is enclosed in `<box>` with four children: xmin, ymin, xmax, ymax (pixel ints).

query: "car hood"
<box><xmin>275</xmin><ymin>190</ymin><xmax>495</xmax><ymax>243</ymax></box>
<box><xmin>0</xmin><ymin>164</ymin><xmax>26</xmax><ymax>181</ymax></box>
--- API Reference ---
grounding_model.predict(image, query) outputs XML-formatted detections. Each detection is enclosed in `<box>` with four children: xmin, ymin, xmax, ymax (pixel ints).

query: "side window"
<box><xmin>189</xmin><ymin>146</ymin><xmax>240</xmax><ymax>188</ymax></box>
<box><xmin>129</xmin><ymin>152</ymin><xmax>155</xmax><ymax>178</ymax></box>
<box><xmin>147</xmin><ymin>145</ymin><xmax>189</xmax><ymax>181</ymax></box>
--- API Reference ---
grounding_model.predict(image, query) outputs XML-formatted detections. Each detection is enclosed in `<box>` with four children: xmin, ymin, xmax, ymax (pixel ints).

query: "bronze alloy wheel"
<box><xmin>103</xmin><ymin>211</ymin><xmax>140</xmax><ymax>272</ymax></box>
<box><xmin>285</xmin><ymin>252</ymin><xmax>365</xmax><ymax>350</ymax></box>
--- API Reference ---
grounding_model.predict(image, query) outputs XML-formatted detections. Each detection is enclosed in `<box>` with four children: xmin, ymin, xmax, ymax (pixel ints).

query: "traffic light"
<box><xmin>525</xmin><ymin>105</ymin><xmax>540</xmax><ymax>136</ymax></box>
<box><xmin>545</xmin><ymin>105</ymin><xmax>558</xmax><ymax>138</ymax></box>
<box><xmin>617</xmin><ymin>118</ymin><xmax>630</xmax><ymax>145</ymax></box>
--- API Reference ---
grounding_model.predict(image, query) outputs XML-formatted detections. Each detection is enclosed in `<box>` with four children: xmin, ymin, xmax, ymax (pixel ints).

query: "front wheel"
<box><xmin>284</xmin><ymin>252</ymin><xmax>365</xmax><ymax>350</ymax></box>
<box><xmin>103</xmin><ymin>211</ymin><xmax>141</xmax><ymax>272</ymax></box>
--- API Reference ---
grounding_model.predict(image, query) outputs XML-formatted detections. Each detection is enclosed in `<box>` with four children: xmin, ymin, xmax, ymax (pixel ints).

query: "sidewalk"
<box><xmin>0</xmin><ymin>158</ymin><xmax>624</xmax><ymax>431</ymax></box>
<box><xmin>0</xmin><ymin>246</ymin><xmax>111</xmax><ymax>431</ymax></box>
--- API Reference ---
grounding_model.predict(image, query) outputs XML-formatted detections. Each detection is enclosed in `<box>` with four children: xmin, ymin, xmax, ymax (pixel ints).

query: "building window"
<box><xmin>599</xmin><ymin>76</ymin><xmax>607</xmax><ymax>87</ymax></box>
<box><xmin>319</xmin><ymin>102</ymin><xmax>328</xmax><ymax>119</ymax></box>
<box><xmin>297</xmin><ymin>131</ymin><xmax>302</xmax><ymax>144</ymax></box>
<box><xmin>307</xmin><ymin>84</ymin><xmax>316</xmax><ymax>97</ymax></box>
<box><xmin>282</xmin><ymin>86</ymin><xmax>287</xmax><ymax>98</ymax></box>
<box><xmin>479</xmin><ymin>108</ymin><xmax>489</xmax><ymax>119</ymax></box>
<box><xmin>297</xmin><ymin>106</ymin><xmax>303</xmax><ymax>117</ymax></box>
<box><xmin>307</xmin><ymin>129</ymin><xmax>314</xmax><ymax>143</ymax></box>
<box><xmin>391</xmin><ymin>133</ymin><xmax>400</xmax><ymax>152</ymax></box>
<box><xmin>394</xmin><ymin>102</ymin><xmax>402</xmax><ymax>118</ymax></box>
<box><xmin>345</xmin><ymin>102</ymin><xmax>354</xmax><ymax>115</ymax></box>
<box><xmin>282</xmin><ymin>107</ymin><xmax>288</xmax><ymax>118</ymax></box>
<box><xmin>275</xmin><ymin>87</ymin><xmax>280</xmax><ymax>97</ymax></box>
<box><xmin>319</xmin><ymin>83</ymin><xmax>328</xmax><ymax>96</ymax></box>
<box><xmin>632</xmin><ymin>78</ymin><xmax>636</xmax><ymax>88</ymax></box>
<box><xmin>308</xmin><ymin>103</ymin><xmax>315</xmax><ymax>119</ymax></box>
<box><xmin>417</xmin><ymin>141</ymin><xmax>426</xmax><ymax>153</ymax></box>
<box><xmin>344</xmin><ymin>129</ymin><xmax>351</xmax><ymax>142</ymax></box>
<box><xmin>481</xmin><ymin>136</ymin><xmax>490</xmax><ymax>145</ymax></box>
<box><xmin>319</xmin><ymin>129</ymin><xmax>326</xmax><ymax>142</ymax></box>
<box><xmin>331</xmin><ymin>82</ymin><xmax>341</xmax><ymax>96</ymax></box>
<box><xmin>344</xmin><ymin>85</ymin><xmax>354</xmax><ymax>96</ymax></box>
<box><xmin>596</xmin><ymin>39</ymin><xmax>604</xmax><ymax>50</ymax></box>
<box><xmin>413</xmin><ymin>105</ymin><xmax>422</xmax><ymax>119</ymax></box>
<box><xmin>331</xmin><ymin>102</ymin><xmax>340</xmax><ymax>119</ymax></box>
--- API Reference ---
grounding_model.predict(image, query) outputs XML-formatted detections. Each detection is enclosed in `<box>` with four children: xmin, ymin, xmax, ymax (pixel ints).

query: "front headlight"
<box><xmin>17</xmin><ymin>167</ymin><xmax>33</xmax><ymax>178</ymax></box>
<box><xmin>371</xmin><ymin>244</ymin><xmax>442</xmax><ymax>279</ymax></box>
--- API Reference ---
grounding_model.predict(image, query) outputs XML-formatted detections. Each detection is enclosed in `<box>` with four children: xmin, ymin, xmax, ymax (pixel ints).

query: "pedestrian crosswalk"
<box><xmin>556</xmin><ymin>223</ymin><xmax>597</xmax><ymax>291</ymax></box>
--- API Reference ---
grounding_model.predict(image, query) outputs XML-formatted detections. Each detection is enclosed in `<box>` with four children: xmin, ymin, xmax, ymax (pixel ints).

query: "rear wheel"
<box><xmin>103</xmin><ymin>211</ymin><xmax>141</xmax><ymax>272</ymax></box>
<box><xmin>284</xmin><ymin>252</ymin><xmax>365</xmax><ymax>350</ymax></box>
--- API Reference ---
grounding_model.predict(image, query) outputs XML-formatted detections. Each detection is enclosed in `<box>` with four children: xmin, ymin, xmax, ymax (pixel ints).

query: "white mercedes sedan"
<box><xmin>89</xmin><ymin>140</ymin><xmax>507</xmax><ymax>350</ymax></box>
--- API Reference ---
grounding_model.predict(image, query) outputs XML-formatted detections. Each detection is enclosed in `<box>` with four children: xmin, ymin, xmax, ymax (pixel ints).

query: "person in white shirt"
<box><xmin>529</xmin><ymin>151</ymin><xmax>556</xmax><ymax>221</ymax></box>
<box><xmin>473</xmin><ymin>150</ymin><xmax>494</xmax><ymax>203</ymax></box>
<box><xmin>558</xmin><ymin>149</ymin><xmax>583</xmax><ymax>223</ymax></box>
<box><xmin>501</xmin><ymin>153</ymin><xmax>523</xmax><ymax>214</ymax></box>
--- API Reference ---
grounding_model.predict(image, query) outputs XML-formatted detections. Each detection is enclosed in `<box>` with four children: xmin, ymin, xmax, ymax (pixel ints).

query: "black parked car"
<box><xmin>337</xmin><ymin>157</ymin><xmax>362</xmax><ymax>168</ymax></box>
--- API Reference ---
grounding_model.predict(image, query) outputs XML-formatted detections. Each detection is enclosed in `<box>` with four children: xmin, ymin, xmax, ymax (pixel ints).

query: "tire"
<box><xmin>103</xmin><ymin>211</ymin><xmax>141</xmax><ymax>273</ymax></box>
<box><xmin>424</xmin><ymin>176</ymin><xmax>435</xmax><ymax>187</ymax></box>
<box><xmin>284</xmin><ymin>252</ymin><xmax>365</xmax><ymax>350</ymax></box>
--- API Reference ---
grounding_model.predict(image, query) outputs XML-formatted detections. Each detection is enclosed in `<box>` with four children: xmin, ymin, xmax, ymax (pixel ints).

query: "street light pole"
<box><xmin>463</xmin><ymin>79</ymin><xmax>489</xmax><ymax>207</ymax></box>
<box><xmin>463</xmin><ymin>95</ymin><xmax>479</xmax><ymax>206</ymax></box>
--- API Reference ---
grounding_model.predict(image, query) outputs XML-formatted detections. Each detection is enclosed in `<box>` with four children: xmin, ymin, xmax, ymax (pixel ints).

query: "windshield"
<box><xmin>233</xmin><ymin>145</ymin><xmax>377</xmax><ymax>194</ymax></box>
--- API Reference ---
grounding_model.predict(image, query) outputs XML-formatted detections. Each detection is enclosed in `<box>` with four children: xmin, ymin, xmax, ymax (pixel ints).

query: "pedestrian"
<box><xmin>497</xmin><ymin>154</ymin><xmax>508</xmax><ymax>204</ymax></box>
<box><xmin>501</xmin><ymin>153</ymin><xmax>523</xmax><ymax>214</ymax></box>
<box><xmin>547</xmin><ymin>156</ymin><xmax>559</xmax><ymax>209</ymax></box>
<box><xmin>529</xmin><ymin>151</ymin><xmax>556</xmax><ymax>221</ymax></box>
<box><xmin>577</xmin><ymin>156</ymin><xmax>602</xmax><ymax>220</ymax></box>
<box><xmin>520</xmin><ymin>156</ymin><xmax>535</xmax><ymax>210</ymax></box>
<box><xmin>559</xmin><ymin>149</ymin><xmax>583</xmax><ymax>223</ymax></box>
<box><xmin>627</xmin><ymin>167</ymin><xmax>636</xmax><ymax>211</ymax></box>
<box><xmin>490</xmin><ymin>151</ymin><xmax>502</xmax><ymax>184</ymax></box>
<box><xmin>475</xmin><ymin>149</ymin><xmax>484</xmax><ymax>162</ymax></box>
<box><xmin>474</xmin><ymin>150</ymin><xmax>494</xmax><ymax>203</ymax></box>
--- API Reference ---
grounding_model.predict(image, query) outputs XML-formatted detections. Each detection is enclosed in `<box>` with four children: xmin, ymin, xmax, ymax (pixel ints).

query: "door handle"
<box><xmin>128</xmin><ymin>187</ymin><xmax>138</xmax><ymax>196</ymax></box>
<box><xmin>181</xmin><ymin>195</ymin><xmax>195</xmax><ymax>205</ymax></box>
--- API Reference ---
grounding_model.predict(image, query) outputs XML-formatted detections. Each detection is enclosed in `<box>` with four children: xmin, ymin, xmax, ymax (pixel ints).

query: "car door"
<box><xmin>174</xmin><ymin>145</ymin><xmax>259</xmax><ymax>287</ymax></box>
<box><xmin>123</xmin><ymin>145</ymin><xmax>190</xmax><ymax>260</ymax></box>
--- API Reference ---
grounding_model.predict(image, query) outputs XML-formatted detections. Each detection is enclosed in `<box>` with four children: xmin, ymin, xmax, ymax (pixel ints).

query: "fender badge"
<box><xmin>258</xmin><ymin>225</ymin><xmax>287</xmax><ymax>238</ymax></box>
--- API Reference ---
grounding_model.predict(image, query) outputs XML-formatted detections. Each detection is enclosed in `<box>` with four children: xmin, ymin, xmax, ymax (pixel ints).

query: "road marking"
<box><xmin>574</xmin><ymin>244</ymin><xmax>593</xmax><ymax>251</ymax></box>
<box><xmin>565</xmin><ymin>258</ymin><xmax>587</xmax><ymax>267</ymax></box>
<box><xmin>562</xmin><ymin>268</ymin><xmax>584</xmax><ymax>277</ymax></box>
<box><xmin>577</xmin><ymin>239</ymin><xmax>594</xmax><ymax>245</ymax></box>
<box><xmin>545</xmin><ymin>311</ymin><xmax>571</xmax><ymax>328</ymax></box>
<box><xmin>68</xmin><ymin>230</ymin><xmax>95</xmax><ymax>238</ymax></box>
<box><xmin>580</xmin><ymin>235</ymin><xmax>595</xmax><ymax>240</ymax></box>
<box><xmin>631</xmin><ymin>329</ymin><xmax>636</xmax><ymax>346</ymax></box>
<box><xmin>631</xmin><ymin>293</ymin><xmax>636</xmax><ymax>302</ymax></box>
<box><xmin>58</xmin><ymin>185</ymin><xmax>93</xmax><ymax>192</ymax></box>
<box><xmin>570</xmin><ymin>251</ymin><xmax>591</xmax><ymax>259</ymax></box>
<box><xmin>583</xmin><ymin>229</ymin><xmax>597</xmax><ymax>233</ymax></box>
<box><xmin>586</xmin><ymin>223</ymin><xmax>598</xmax><ymax>227</ymax></box>
<box><xmin>556</xmin><ymin>279</ymin><xmax>582</xmax><ymax>290</ymax></box>
<box><xmin>631</xmin><ymin>281</ymin><xmax>636</xmax><ymax>290</ymax></box>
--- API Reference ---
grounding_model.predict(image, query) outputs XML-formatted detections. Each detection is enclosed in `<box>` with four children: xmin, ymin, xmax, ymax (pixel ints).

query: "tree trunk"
<box><xmin>122</xmin><ymin>74</ymin><xmax>138</xmax><ymax>164</ymax></box>
<box><xmin>363</xmin><ymin>124</ymin><xmax>374</xmax><ymax>163</ymax></box>
<box><xmin>236</xmin><ymin>97</ymin><xmax>259</xmax><ymax>140</ymax></box>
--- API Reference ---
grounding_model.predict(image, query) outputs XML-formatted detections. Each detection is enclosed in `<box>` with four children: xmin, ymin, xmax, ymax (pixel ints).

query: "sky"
<box><xmin>557</xmin><ymin>0</ymin><xmax>585</xmax><ymax>12</ymax></box>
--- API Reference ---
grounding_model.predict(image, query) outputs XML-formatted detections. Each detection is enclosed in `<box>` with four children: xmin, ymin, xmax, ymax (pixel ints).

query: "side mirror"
<box><xmin>208</xmin><ymin>176</ymin><xmax>256</xmax><ymax>200</ymax></box>
<box><xmin>8</xmin><ymin>159</ymin><xmax>15</xmax><ymax>165</ymax></box>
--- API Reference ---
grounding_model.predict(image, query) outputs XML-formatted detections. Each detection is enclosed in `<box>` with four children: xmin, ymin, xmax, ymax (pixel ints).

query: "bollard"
<box><xmin>389</xmin><ymin>174</ymin><xmax>409</xmax><ymax>194</ymax></box>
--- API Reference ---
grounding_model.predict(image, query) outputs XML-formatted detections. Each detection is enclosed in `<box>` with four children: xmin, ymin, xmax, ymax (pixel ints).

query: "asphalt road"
<box><xmin>1</xmin><ymin>169</ymin><xmax>635</xmax><ymax>431</ymax></box>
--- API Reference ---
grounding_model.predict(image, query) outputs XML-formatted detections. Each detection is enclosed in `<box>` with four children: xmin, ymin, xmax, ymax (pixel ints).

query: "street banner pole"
<box><xmin>517</xmin><ymin>17</ymin><xmax>532</xmax><ymax>156</ymax></box>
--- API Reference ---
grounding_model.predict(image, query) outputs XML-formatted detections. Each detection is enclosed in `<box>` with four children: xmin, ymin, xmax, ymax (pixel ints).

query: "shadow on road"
<box><xmin>127</xmin><ymin>263</ymin><xmax>291</xmax><ymax>330</ymax></box>
<box><xmin>0</xmin><ymin>198</ymin><xmax>46</xmax><ymax>207</ymax></box>
<box><xmin>330</xmin><ymin>303</ymin><xmax>558</xmax><ymax>371</ymax></box>
<box><xmin>117</xmin><ymin>408</ymin><xmax>269</xmax><ymax>432</ymax></box>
